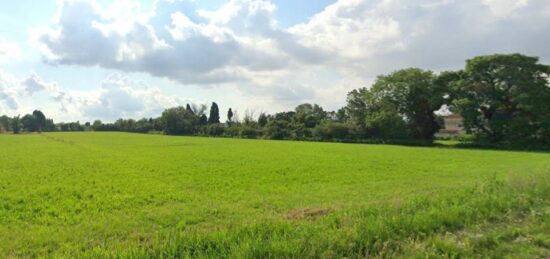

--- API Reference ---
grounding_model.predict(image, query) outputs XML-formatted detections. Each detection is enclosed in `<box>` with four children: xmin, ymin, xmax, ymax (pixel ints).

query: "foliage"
<box><xmin>368</xmin><ymin>68</ymin><xmax>445</xmax><ymax>140</ymax></box>
<box><xmin>32</xmin><ymin>110</ymin><xmax>46</xmax><ymax>132</ymax></box>
<box><xmin>208</xmin><ymin>102</ymin><xmax>220</xmax><ymax>124</ymax></box>
<box><xmin>160</xmin><ymin>106</ymin><xmax>197</xmax><ymax>135</ymax></box>
<box><xmin>227</xmin><ymin>108</ymin><xmax>234</xmax><ymax>126</ymax></box>
<box><xmin>449</xmin><ymin>54</ymin><xmax>550</xmax><ymax>145</ymax></box>
<box><xmin>1</xmin><ymin>53</ymin><xmax>548</xmax><ymax>148</ymax></box>
<box><xmin>11</xmin><ymin>116</ymin><xmax>21</xmax><ymax>134</ymax></box>
<box><xmin>313</xmin><ymin>122</ymin><xmax>357</xmax><ymax>140</ymax></box>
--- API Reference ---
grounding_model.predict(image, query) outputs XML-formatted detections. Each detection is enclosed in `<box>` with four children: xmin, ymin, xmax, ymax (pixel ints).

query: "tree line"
<box><xmin>1</xmin><ymin>54</ymin><xmax>549</xmax><ymax>147</ymax></box>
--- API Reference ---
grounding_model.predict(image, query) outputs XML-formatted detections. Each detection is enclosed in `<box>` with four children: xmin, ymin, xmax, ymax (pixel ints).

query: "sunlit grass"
<box><xmin>0</xmin><ymin>132</ymin><xmax>549</xmax><ymax>257</ymax></box>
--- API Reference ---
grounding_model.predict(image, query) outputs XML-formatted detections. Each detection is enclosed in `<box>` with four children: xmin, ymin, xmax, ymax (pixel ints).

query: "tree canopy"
<box><xmin>2</xmin><ymin>53</ymin><xmax>548</xmax><ymax>148</ymax></box>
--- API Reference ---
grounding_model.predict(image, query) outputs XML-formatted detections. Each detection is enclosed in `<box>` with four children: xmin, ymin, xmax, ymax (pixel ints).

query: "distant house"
<box><xmin>438</xmin><ymin>114</ymin><xmax>465</xmax><ymax>136</ymax></box>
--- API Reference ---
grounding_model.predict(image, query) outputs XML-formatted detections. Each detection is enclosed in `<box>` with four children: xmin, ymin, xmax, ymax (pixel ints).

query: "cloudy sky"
<box><xmin>0</xmin><ymin>0</ymin><xmax>549</xmax><ymax>122</ymax></box>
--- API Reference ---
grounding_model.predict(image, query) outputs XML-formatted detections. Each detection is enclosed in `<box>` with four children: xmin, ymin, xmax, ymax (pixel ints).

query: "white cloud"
<box><xmin>289</xmin><ymin>0</ymin><xmax>404</xmax><ymax>60</ymax></box>
<box><xmin>31</xmin><ymin>0</ymin><xmax>305</xmax><ymax>85</ymax></box>
<box><xmin>289</xmin><ymin>0</ymin><xmax>550</xmax><ymax>75</ymax></box>
<box><xmin>0</xmin><ymin>39</ymin><xmax>20</xmax><ymax>61</ymax></box>
<box><xmin>26</xmin><ymin>0</ymin><xmax>550</xmax><ymax>116</ymax></box>
<box><xmin>81</xmin><ymin>73</ymin><xmax>187</xmax><ymax>121</ymax></box>
<box><xmin>0</xmin><ymin>71</ymin><xmax>20</xmax><ymax>112</ymax></box>
<box><xmin>482</xmin><ymin>0</ymin><xmax>529</xmax><ymax>17</ymax></box>
<box><xmin>0</xmin><ymin>70</ymin><xmax>193</xmax><ymax>122</ymax></box>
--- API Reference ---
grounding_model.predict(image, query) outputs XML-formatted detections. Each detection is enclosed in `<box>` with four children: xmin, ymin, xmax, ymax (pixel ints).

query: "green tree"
<box><xmin>11</xmin><ymin>116</ymin><xmax>21</xmax><ymax>134</ymax></box>
<box><xmin>265</xmin><ymin>112</ymin><xmax>294</xmax><ymax>140</ymax></box>
<box><xmin>345</xmin><ymin>88</ymin><xmax>369</xmax><ymax>130</ymax></box>
<box><xmin>92</xmin><ymin>120</ymin><xmax>103</xmax><ymax>130</ymax></box>
<box><xmin>160</xmin><ymin>106</ymin><xmax>197</xmax><ymax>135</ymax></box>
<box><xmin>32</xmin><ymin>110</ymin><xmax>46</xmax><ymax>132</ymax></box>
<box><xmin>227</xmin><ymin>108</ymin><xmax>234</xmax><ymax>126</ymax></box>
<box><xmin>0</xmin><ymin>115</ymin><xmax>9</xmax><ymax>132</ymax></box>
<box><xmin>199</xmin><ymin>114</ymin><xmax>208</xmax><ymax>126</ymax></box>
<box><xmin>258</xmin><ymin>113</ymin><xmax>268</xmax><ymax>128</ymax></box>
<box><xmin>208</xmin><ymin>102</ymin><xmax>220</xmax><ymax>124</ymax></box>
<box><xmin>368</xmin><ymin>68</ymin><xmax>444</xmax><ymax>140</ymax></box>
<box><xmin>293</xmin><ymin>103</ymin><xmax>327</xmax><ymax>128</ymax></box>
<box><xmin>45</xmin><ymin>119</ymin><xmax>55</xmax><ymax>131</ymax></box>
<box><xmin>21</xmin><ymin>114</ymin><xmax>38</xmax><ymax>132</ymax></box>
<box><xmin>450</xmin><ymin>54</ymin><xmax>550</xmax><ymax>144</ymax></box>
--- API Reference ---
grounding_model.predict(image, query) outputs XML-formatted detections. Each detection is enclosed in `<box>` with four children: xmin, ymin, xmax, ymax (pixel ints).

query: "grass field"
<box><xmin>1</xmin><ymin>132</ymin><xmax>549</xmax><ymax>258</ymax></box>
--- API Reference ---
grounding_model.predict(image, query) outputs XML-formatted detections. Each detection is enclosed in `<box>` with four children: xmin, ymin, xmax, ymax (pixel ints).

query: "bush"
<box><xmin>204</xmin><ymin>124</ymin><xmax>225</xmax><ymax>136</ymax></box>
<box><xmin>313</xmin><ymin>122</ymin><xmax>356</xmax><ymax>140</ymax></box>
<box><xmin>223</xmin><ymin>125</ymin><xmax>240</xmax><ymax>137</ymax></box>
<box><xmin>239</xmin><ymin>126</ymin><xmax>260</xmax><ymax>139</ymax></box>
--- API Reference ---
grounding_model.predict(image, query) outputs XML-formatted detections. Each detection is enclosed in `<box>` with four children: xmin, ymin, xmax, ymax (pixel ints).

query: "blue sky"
<box><xmin>0</xmin><ymin>0</ymin><xmax>549</xmax><ymax>122</ymax></box>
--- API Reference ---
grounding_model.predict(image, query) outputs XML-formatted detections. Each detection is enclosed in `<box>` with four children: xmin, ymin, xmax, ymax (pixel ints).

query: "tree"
<box><xmin>92</xmin><ymin>120</ymin><xmax>103</xmax><ymax>130</ymax></box>
<box><xmin>21</xmin><ymin>114</ymin><xmax>37</xmax><ymax>132</ymax></box>
<box><xmin>12</xmin><ymin>116</ymin><xmax>21</xmax><ymax>134</ymax></box>
<box><xmin>345</xmin><ymin>88</ymin><xmax>369</xmax><ymax>130</ymax></box>
<box><xmin>160</xmin><ymin>106</ymin><xmax>197</xmax><ymax>135</ymax></box>
<box><xmin>227</xmin><ymin>108</ymin><xmax>234</xmax><ymax>126</ymax></box>
<box><xmin>208</xmin><ymin>102</ymin><xmax>220</xmax><ymax>124</ymax></box>
<box><xmin>32</xmin><ymin>110</ymin><xmax>46</xmax><ymax>132</ymax></box>
<box><xmin>293</xmin><ymin>103</ymin><xmax>327</xmax><ymax>128</ymax></box>
<box><xmin>199</xmin><ymin>114</ymin><xmax>208</xmax><ymax>126</ymax></box>
<box><xmin>449</xmin><ymin>54</ymin><xmax>550</xmax><ymax>144</ymax></box>
<box><xmin>0</xmin><ymin>115</ymin><xmax>9</xmax><ymax>132</ymax></box>
<box><xmin>45</xmin><ymin>119</ymin><xmax>55</xmax><ymax>131</ymax></box>
<box><xmin>332</xmin><ymin>108</ymin><xmax>348</xmax><ymax>123</ymax></box>
<box><xmin>265</xmin><ymin>112</ymin><xmax>294</xmax><ymax>140</ymax></box>
<box><xmin>367</xmin><ymin>68</ymin><xmax>444</xmax><ymax>140</ymax></box>
<box><xmin>258</xmin><ymin>113</ymin><xmax>268</xmax><ymax>128</ymax></box>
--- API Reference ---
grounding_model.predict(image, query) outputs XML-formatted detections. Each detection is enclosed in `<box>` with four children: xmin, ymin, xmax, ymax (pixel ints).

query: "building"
<box><xmin>438</xmin><ymin>114</ymin><xmax>465</xmax><ymax>136</ymax></box>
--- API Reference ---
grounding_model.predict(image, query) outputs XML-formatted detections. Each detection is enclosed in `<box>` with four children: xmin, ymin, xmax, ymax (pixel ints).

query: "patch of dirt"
<box><xmin>286</xmin><ymin>208</ymin><xmax>331</xmax><ymax>220</ymax></box>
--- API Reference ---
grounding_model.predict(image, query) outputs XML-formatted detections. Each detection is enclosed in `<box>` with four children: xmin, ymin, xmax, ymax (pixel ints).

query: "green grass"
<box><xmin>0</xmin><ymin>132</ymin><xmax>549</xmax><ymax>258</ymax></box>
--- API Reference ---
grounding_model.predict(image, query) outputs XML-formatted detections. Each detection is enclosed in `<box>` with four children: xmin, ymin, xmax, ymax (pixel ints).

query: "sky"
<box><xmin>0</xmin><ymin>0</ymin><xmax>549</xmax><ymax>122</ymax></box>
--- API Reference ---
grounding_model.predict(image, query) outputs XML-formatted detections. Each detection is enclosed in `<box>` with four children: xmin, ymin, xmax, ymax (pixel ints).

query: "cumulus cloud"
<box><xmin>0</xmin><ymin>39</ymin><xmax>20</xmax><ymax>61</ymax></box>
<box><xmin>81</xmin><ymin>74</ymin><xmax>187</xmax><ymax>121</ymax></box>
<box><xmin>0</xmin><ymin>71</ymin><xmax>20</xmax><ymax>111</ymax></box>
<box><xmin>0</xmin><ymin>70</ymin><xmax>191</xmax><ymax>122</ymax></box>
<box><xmin>482</xmin><ymin>0</ymin><xmax>528</xmax><ymax>17</ymax></box>
<box><xmin>32</xmin><ymin>0</ymin><xmax>317</xmax><ymax>85</ymax></box>
<box><xmin>29</xmin><ymin>0</ymin><xmax>550</xmax><ymax>113</ymax></box>
<box><xmin>289</xmin><ymin>0</ymin><xmax>550</xmax><ymax>75</ymax></box>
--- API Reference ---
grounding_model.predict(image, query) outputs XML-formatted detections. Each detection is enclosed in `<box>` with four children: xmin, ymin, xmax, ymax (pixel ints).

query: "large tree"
<box><xmin>160</xmin><ymin>106</ymin><xmax>197</xmax><ymax>135</ymax></box>
<box><xmin>21</xmin><ymin>114</ymin><xmax>38</xmax><ymax>132</ymax></box>
<box><xmin>450</xmin><ymin>54</ymin><xmax>550</xmax><ymax>144</ymax></box>
<box><xmin>208</xmin><ymin>102</ymin><xmax>220</xmax><ymax>124</ymax></box>
<box><xmin>345</xmin><ymin>88</ymin><xmax>369</xmax><ymax>130</ymax></box>
<box><xmin>293</xmin><ymin>103</ymin><xmax>327</xmax><ymax>128</ymax></box>
<box><xmin>32</xmin><ymin>110</ymin><xmax>46</xmax><ymax>132</ymax></box>
<box><xmin>366</xmin><ymin>68</ymin><xmax>445</xmax><ymax>140</ymax></box>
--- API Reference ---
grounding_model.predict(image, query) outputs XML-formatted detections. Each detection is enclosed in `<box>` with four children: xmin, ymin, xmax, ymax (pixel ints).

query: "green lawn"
<box><xmin>1</xmin><ymin>132</ymin><xmax>549</xmax><ymax>257</ymax></box>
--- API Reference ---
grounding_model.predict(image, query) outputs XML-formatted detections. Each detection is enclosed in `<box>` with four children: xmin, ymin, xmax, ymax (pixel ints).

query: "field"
<box><xmin>1</xmin><ymin>132</ymin><xmax>549</xmax><ymax>258</ymax></box>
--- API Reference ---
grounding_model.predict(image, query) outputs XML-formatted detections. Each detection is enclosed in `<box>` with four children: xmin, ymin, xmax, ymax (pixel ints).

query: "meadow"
<box><xmin>0</xmin><ymin>132</ymin><xmax>549</xmax><ymax>258</ymax></box>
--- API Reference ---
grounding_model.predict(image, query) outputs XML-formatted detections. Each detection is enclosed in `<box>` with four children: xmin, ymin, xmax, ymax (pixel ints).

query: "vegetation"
<box><xmin>0</xmin><ymin>132</ymin><xmax>549</xmax><ymax>257</ymax></box>
<box><xmin>450</xmin><ymin>54</ymin><xmax>550</xmax><ymax>145</ymax></box>
<box><xmin>1</xmin><ymin>53</ymin><xmax>548</xmax><ymax>149</ymax></box>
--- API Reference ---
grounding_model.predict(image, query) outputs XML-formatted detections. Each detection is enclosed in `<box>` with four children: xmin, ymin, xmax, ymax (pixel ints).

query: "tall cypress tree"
<box><xmin>227</xmin><ymin>108</ymin><xmax>233</xmax><ymax>126</ymax></box>
<box><xmin>208</xmin><ymin>102</ymin><xmax>220</xmax><ymax>124</ymax></box>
